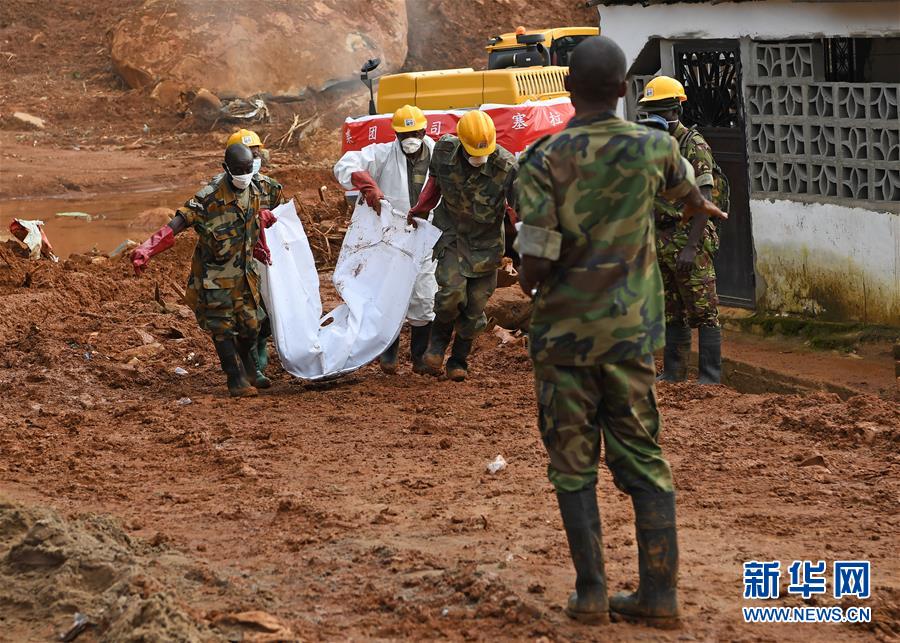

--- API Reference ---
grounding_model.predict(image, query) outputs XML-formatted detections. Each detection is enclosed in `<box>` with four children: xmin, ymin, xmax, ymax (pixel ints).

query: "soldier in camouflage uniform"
<box><xmin>226</xmin><ymin>129</ymin><xmax>287</xmax><ymax>384</ymax></box>
<box><xmin>408</xmin><ymin>110</ymin><xmax>516</xmax><ymax>381</ymax></box>
<box><xmin>639</xmin><ymin>77</ymin><xmax>724</xmax><ymax>384</ymax></box>
<box><xmin>131</xmin><ymin>144</ymin><xmax>278</xmax><ymax>398</ymax></box>
<box><xmin>516</xmin><ymin>37</ymin><xmax>726</xmax><ymax>628</ymax></box>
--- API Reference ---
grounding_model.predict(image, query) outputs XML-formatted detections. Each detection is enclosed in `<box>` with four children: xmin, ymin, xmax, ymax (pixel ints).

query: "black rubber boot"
<box><xmin>422</xmin><ymin>320</ymin><xmax>454</xmax><ymax>375</ymax></box>
<box><xmin>609</xmin><ymin>492</ymin><xmax>680</xmax><ymax>629</ymax></box>
<box><xmin>697</xmin><ymin>326</ymin><xmax>722</xmax><ymax>385</ymax></box>
<box><xmin>557</xmin><ymin>488</ymin><xmax>610</xmax><ymax>624</ymax></box>
<box><xmin>446</xmin><ymin>336</ymin><xmax>473</xmax><ymax>382</ymax></box>
<box><xmin>236</xmin><ymin>336</ymin><xmax>271</xmax><ymax>389</ymax></box>
<box><xmin>658</xmin><ymin>324</ymin><xmax>691</xmax><ymax>382</ymax></box>
<box><xmin>410</xmin><ymin>323</ymin><xmax>432</xmax><ymax>374</ymax></box>
<box><xmin>379</xmin><ymin>336</ymin><xmax>401</xmax><ymax>374</ymax></box>
<box><xmin>213</xmin><ymin>338</ymin><xmax>258</xmax><ymax>398</ymax></box>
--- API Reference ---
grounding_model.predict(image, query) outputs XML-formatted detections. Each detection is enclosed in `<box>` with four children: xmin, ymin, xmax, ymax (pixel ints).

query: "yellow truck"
<box><xmin>364</xmin><ymin>26</ymin><xmax>599</xmax><ymax>114</ymax></box>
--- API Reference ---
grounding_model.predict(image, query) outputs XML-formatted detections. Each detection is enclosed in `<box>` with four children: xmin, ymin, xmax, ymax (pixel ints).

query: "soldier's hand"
<box><xmin>684</xmin><ymin>196</ymin><xmax>727</xmax><ymax>222</ymax></box>
<box><xmin>130</xmin><ymin>249</ymin><xmax>150</xmax><ymax>276</ymax></box>
<box><xmin>676</xmin><ymin>246</ymin><xmax>697</xmax><ymax>273</ymax></box>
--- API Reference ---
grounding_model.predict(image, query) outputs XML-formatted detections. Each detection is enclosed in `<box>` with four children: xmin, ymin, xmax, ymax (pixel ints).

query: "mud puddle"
<box><xmin>0</xmin><ymin>186</ymin><xmax>193</xmax><ymax>258</ymax></box>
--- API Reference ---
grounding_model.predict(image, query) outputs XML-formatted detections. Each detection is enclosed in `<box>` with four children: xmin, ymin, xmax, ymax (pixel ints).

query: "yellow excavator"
<box><xmin>361</xmin><ymin>26</ymin><xmax>599</xmax><ymax>114</ymax></box>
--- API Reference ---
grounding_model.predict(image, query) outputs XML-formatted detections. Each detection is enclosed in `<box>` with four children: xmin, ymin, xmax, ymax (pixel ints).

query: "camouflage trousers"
<box><xmin>532</xmin><ymin>354</ymin><xmax>674</xmax><ymax>495</ymax></box>
<box><xmin>434</xmin><ymin>247</ymin><xmax>498</xmax><ymax>340</ymax></box>
<box><xmin>194</xmin><ymin>283</ymin><xmax>262</xmax><ymax>340</ymax></box>
<box><xmin>657</xmin><ymin>227</ymin><xmax>720</xmax><ymax>328</ymax></box>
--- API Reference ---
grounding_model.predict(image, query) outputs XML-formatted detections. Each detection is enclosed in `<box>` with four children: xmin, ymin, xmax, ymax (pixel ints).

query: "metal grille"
<box><xmin>513</xmin><ymin>68</ymin><xmax>567</xmax><ymax>99</ymax></box>
<box><xmin>675</xmin><ymin>49</ymin><xmax>741</xmax><ymax>128</ymax></box>
<box><xmin>823</xmin><ymin>37</ymin><xmax>859</xmax><ymax>82</ymax></box>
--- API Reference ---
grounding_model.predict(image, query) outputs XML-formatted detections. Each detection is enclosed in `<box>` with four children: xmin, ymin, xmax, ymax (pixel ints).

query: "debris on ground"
<box><xmin>13</xmin><ymin>111</ymin><xmax>45</xmax><ymax>129</ymax></box>
<box><xmin>487</xmin><ymin>455</ymin><xmax>508</xmax><ymax>474</ymax></box>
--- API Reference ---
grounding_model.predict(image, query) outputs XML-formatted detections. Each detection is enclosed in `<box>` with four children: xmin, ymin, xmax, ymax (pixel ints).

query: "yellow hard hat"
<box><xmin>391</xmin><ymin>105</ymin><xmax>427</xmax><ymax>133</ymax></box>
<box><xmin>457</xmin><ymin>110</ymin><xmax>496</xmax><ymax>157</ymax></box>
<box><xmin>639</xmin><ymin>76</ymin><xmax>687</xmax><ymax>104</ymax></box>
<box><xmin>226</xmin><ymin>128</ymin><xmax>263</xmax><ymax>149</ymax></box>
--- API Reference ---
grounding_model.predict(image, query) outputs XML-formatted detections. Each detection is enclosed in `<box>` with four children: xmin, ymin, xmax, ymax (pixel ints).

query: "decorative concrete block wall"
<box><xmin>745</xmin><ymin>42</ymin><xmax>900</xmax><ymax>206</ymax></box>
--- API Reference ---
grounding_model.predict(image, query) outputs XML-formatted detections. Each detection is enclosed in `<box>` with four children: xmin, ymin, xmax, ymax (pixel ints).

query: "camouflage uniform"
<box><xmin>516</xmin><ymin>112</ymin><xmax>697</xmax><ymax>494</ymax></box>
<box><xmin>429</xmin><ymin>135</ymin><xmax>516</xmax><ymax>339</ymax></box>
<box><xmin>177</xmin><ymin>175</ymin><xmax>264</xmax><ymax>340</ymax></box>
<box><xmin>251</xmin><ymin>173</ymin><xmax>286</xmax><ymax>343</ymax></box>
<box><xmin>654</xmin><ymin>123</ymin><xmax>720</xmax><ymax>328</ymax></box>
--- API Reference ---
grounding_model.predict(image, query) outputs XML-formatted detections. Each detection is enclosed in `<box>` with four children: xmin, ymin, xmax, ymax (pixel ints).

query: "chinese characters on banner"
<box><xmin>340</xmin><ymin>99</ymin><xmax>576</xmax><ymax>155</ymax></box>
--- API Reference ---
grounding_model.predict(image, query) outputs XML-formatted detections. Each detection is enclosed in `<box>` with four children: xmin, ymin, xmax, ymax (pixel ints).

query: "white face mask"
<box><xmin>401</xmin><ymin>137</ymin><xmax>423</xmax><ymax>154</ymax></box>
<box><xmin>251</xmin><ymin>158</ymin><xmax>262</xmax><ymax>175</ymax></box>
<box><xmin>229</xmin><ymin>171</ymin><xmax>254</xmax><ymax>190</ymax></box>
<box><xmin>467</xmin><ymin>155</ymin><xmax>488</xmax><ymax>168</ymax></box>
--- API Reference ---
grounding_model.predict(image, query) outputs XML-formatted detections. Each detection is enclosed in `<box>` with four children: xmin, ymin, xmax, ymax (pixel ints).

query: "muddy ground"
<box><xmin>2</xmin><ymin>1</ymin><xmax>899</xmax><ymax>641</ymax></box>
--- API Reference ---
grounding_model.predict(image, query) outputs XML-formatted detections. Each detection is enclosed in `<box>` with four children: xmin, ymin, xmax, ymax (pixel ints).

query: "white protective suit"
<box><xmin>333</xmin><ymin>137</ymin><xmax>438</xmax><ymax>327</ymax></box>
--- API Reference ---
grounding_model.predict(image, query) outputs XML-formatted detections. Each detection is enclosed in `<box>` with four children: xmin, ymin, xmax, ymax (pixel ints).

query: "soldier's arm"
<box><xmin>678</xmin><ymin>139</ymin><xmax>716</xmax><ymax>270</ymax></box>
<box><xmin>661</xmin><ymin>138</ymin><xmax>726</xmax><ymax>224</ymax></box>
<box><xmin>129</xmin><ymin>198</ymin><xmax>196</xmax><ymax>275</ymax></box>
<box><xmin>514</xmin><ymin>152</ymin><xmax>559</xmax><ymax>297</ymax></box>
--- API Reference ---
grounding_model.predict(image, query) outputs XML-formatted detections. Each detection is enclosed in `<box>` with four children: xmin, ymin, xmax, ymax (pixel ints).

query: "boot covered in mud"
<box><xmin>379</xmin><ymin>336</ymin><xmax>401</xmax><ymax>374</ymax></box>
<box><xmin>410</xmin><ymin>323</ymin><xmax>432</xmax><ymax>374</ymax></box>
<box><xmin>697</xmin><ymin>326</ymin><xmax>722</xmax><ymax>385</ymax></box>
<box><xmin>256</xmin><ymin>334</ymin><xmax>270</xmax><ymax>374</ymax></box>
<box><xmin>445</xmin><ymin>336</ymin><xmax>473</xmax><ymax>382</ymax></box>
<box><xmin>213</xmin><ymin>337</ymin><xmax>258</xmax><ymax>398</ymax></box>
<box><xmin>557</xmin><ymin>487</ymin><xmax>609</xmax><ymax>624</ymax></box>
<box><xmin>609</xmin><ymin>491</ymin><xmax>680</xmax><ymax>629</ymax></box>
<box><xmin>422</xmin><ymin>320</ymin><xmax>454</xmax><ymax>375</ymax></box>
<box><xmin>236</xmin><ymin>335</ymin><xmax>271</xmax><ymax>389</ymax></box>
<box><xmin>658</xmin><ymin>324</ymin><xmax>691</xmax><ymax>382</ymax></box>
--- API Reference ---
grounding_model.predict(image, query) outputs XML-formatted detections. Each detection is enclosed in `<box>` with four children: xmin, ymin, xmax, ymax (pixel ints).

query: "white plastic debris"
<box><xmin>177</xmin><ymin>397</ymin><xmax>192</xmax><ymax>406</ymax></box>
<box><xmin>486</xmin><ymin>455</ymin><xmax>508</xmax><ymax>474</ymax></box>
<box><xmin>174</xmin><ymin>367</ymin><xmax>188</xmax><ymax>376</ymax></box>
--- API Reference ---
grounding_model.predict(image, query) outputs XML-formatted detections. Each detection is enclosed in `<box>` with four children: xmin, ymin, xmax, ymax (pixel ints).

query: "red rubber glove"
<box><xmin>350</xmin><ymin>170</ymin><xmax>385</xmax><ymax>214</ymax></box>
<box><xmin>407</xmin><ymin>177</ymin><xmax>441</xmax><ymax>228</ymax></box>
<box><xmin>254</xmin><ymin>225</ymin><xmax>272</xmax><ymax>265</ymax></box>
<box><xmin>259</xmin><ymin>208</ymin><xmax>277</xmax><ymax>229</ymax></box>
<box><xmin>131</xmin><ymin>225</ymin><xmax>175</xmax><ymax>275</ymax></box>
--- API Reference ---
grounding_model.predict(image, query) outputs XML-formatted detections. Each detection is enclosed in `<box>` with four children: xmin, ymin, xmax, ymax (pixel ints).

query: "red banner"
<box><xmin>341</xmin><ymin>99</ymin><xmax>574</xmax><ymax>155</ymax></box>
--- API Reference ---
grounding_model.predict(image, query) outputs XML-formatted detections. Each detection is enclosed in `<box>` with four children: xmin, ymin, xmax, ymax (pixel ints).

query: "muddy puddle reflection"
<box><xmin>0</xmin><ymin>186</ymin><xmax>196</xmax><ymax>258</ymax></box>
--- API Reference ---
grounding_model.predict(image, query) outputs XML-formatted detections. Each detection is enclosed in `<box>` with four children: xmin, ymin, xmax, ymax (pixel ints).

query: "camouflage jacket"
<box><xmin>176</xmin><ymin>174</ymin><xmax>263</xmax><ymax>311</ymax></box>
<box><xmin>516</xmin><ymin>112</ymin><xmax>697</xmax><ymax>365</ymax></box>
<box><xmin>253</xmin><ymin>172</ymin><xmax>287</xmax><ymax>210</ymax></box>
<box><xmin>654</xmin><ymin>122</ymin><xmax>715</xmax><ymax>229</ymax></box>
<box><xmin>430</xmin><ymin>135</ymin><xmax>516</xmax><ymax>277</ymax></box>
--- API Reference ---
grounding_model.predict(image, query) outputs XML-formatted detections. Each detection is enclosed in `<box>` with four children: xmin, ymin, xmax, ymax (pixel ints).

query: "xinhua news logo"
<box><xmin>742</xmin><ymin>560</ymin><xmax>872</xmax><ymax>624</ymax></box>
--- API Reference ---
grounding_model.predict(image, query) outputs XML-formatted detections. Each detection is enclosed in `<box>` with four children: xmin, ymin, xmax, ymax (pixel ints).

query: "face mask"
<box><xmin>467</xmin><ymin>155</ymin><xmax>488</xmax><ymax>168</ymax></box>
<box><xmin>667</xmin><ymin>119</ymin><xmax>679</xmax><ymax>126</ymax></box>
<box><xmin>251</xmin><ymin>158</ymin><xmax>262</xmax><ymax>175</ymax></box>
<box><xmin>401</xmin><ymin>138</ymin><xmax>423</xmax><ymax>154</ymax></box>
<box><xmin>229</xmin><ymin>171</ymin><xmax>254</xmax><ymax>190</ymax></box>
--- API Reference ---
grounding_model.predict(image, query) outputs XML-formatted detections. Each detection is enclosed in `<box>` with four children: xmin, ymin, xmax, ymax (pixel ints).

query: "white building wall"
<box><xmin>752</xmin><ymin>200</ymin><xmax>899</xmax><ymax>323</ymax></box>
<box><xmin>597</xmin><ymin>1</ymin><xmax>900</xmax><ymax>74</ymax></box>
<box><xmin>598</xmin><ymin>0</ymin><xmax>900</xmax><ymax>324</ymax></box>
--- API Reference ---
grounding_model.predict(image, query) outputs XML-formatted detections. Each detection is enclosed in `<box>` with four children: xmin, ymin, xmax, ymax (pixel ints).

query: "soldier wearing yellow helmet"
<box><xmin>407</xmin><ymin>109</ymin><xmax>517</xmax><ymax>381</ymax></box>
<box><xmin>226</xmin><ymin>129</ymin><xmax>287</xmax><ymax>383</ymax></box>
<box><xmin>640</xmin><ymin>76</ymin><xmax>725</xmax><ymax>385</ymax></box>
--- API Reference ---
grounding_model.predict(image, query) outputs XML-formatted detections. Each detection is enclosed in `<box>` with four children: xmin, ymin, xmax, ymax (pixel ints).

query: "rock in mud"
<box><xmin>485</xmin><ymin>288</ymin><xmax>532</xmax><ymax>331</ymax></box>
<box><xmin>110</xmin><ymin>0</ymin><xmax>408</xmax><ymax>97</ymax></box>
